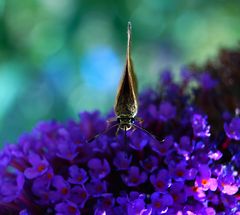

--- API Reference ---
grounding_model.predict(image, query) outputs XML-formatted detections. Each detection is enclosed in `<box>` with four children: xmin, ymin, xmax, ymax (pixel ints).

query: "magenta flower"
<box><xmin>195</xmin><ymin>165</ymin><xmax>218</xmax><ymax>191</ymax></box>
<box><xmin>218</xmin><ymin>167</ymin><xmax>239</xmax><ymax>195</ymax></box>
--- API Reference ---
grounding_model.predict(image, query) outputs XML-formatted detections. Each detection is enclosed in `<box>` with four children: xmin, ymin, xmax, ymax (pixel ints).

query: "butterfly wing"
<box><xmin>114</xmin><ymin>23</ymin><xmax>138</xmax><ymax>117</ymax></box>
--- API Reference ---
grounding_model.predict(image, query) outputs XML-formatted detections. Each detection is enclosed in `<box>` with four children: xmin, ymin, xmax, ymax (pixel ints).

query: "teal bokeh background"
<box><xmin>0</xmin><ymin>0</ymin><xmax>240</xmax><ymax>145</ymax></box>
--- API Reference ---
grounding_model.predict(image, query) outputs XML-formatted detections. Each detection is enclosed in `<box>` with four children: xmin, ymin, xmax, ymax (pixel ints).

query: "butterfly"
<box><xmin>89</xmin><ymin>22</ymin><xmax>161</xmax><ymax>143</ymax></box>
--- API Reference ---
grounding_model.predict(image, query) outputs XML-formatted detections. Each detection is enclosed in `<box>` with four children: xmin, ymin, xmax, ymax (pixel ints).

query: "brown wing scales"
<box><xmin>114</xmin><ymin>22</ymin><xmax>138</xmax><ymax>117</ymax></box>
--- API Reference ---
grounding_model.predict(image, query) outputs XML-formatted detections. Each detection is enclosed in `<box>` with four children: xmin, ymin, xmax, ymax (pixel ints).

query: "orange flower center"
<box><xmin>192</xmin><ymin>186</ymin><xmax>198</xmax><ymax>192</ymax></box>
<box><xmin>37</xmin><ymin>164</ymin><xmax>46</xmax><ymax>172</ymax></box>
<box><xmin>176</xmin><ymin>171</ymin><xmax>184</xmax><ymax>177</ymax></box>
<box><xmin>201</xmin><ymin>179</ymin><xmax>208</xmax><ymax>185</ymax></box>
<box><xmin>68</xmin><ymin>206</ymin><xmax>76</xmax><ymax>213</ymax></box>
<box><xmin>154</xmin><ymin>202</ymin><xmax>161</xmax><ymax>208</ymax></box>
<box><xmin>131</xmin><ymin>177</ymin><xmax>139</xmax><ymax>183</ymax></box>
<box><xmin>61</xmin><ymin>187</ymin><xmax>69</xmax><ymax>195</ymax></box>
<box><xmin>156</xmin><ymin>181</ymin><xmax>164</xmax><ymax>188</ymax></box>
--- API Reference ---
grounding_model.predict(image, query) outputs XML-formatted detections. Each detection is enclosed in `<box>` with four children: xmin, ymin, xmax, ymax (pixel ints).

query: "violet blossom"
<box><xmin>0</xmin><ymin>64</ymin><xmax>239</xmax><ymax>214</ymax></box>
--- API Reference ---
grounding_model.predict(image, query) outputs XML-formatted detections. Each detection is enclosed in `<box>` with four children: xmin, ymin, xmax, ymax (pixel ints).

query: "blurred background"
<box><xmin>0</xmin><ymin>0</ymin><xmax>240</xmax><ymax>145</ymax></box>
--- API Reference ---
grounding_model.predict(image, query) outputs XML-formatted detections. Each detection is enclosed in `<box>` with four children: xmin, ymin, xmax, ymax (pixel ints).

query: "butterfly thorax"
<box><xmin>117</xmin><ymin>114</ymin><xmax>135</xmax><ymax>131</ymax></box>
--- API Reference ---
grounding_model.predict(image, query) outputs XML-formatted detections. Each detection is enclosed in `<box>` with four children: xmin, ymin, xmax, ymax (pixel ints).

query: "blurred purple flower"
<box><xmin>198</xmin><ymin>72</ymin><xmax>218</xmax><ymax>90</ymax></box>
<box><xmin>159</xmin><ymin>101</ymin><xmax>176</xmax><ymax>122</ymax></box>
<box><xmin>224</xmin><ymin>117</ymin><xmax>240</xmax><ymax>140</ymax></box>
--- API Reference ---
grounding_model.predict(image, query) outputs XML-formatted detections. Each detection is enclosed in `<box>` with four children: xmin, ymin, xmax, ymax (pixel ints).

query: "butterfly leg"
<box><xmin>135</xmin><ymin>117</ymin><xmax>144</xmax><ymax>126</ymax></box>
<box><xmin>107</xmin><ymin>117</ymin><xmax>117</xmax><ymax>127</ymax></box>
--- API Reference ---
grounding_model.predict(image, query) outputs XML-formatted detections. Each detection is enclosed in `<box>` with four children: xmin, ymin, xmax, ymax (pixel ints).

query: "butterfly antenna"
<box><xmin>127</xmin><ymin>21</ymin><xmax>131</xmax><ymax>57</ymax></box>
<box><xmin>133</xmin><ymin>124</ymin><xmax>164</xmax><ymax>143</ymax></box>
<box><xmin>88</xmin><ymin>123</ymin><xmax>119</xmax><ymax>143</ymax></box>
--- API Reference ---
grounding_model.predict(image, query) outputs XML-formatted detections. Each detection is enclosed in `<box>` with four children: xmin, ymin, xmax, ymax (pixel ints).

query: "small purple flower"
<box><xmin>195</xmin><ymin>165</ymin><xmax>218</xmax><ymax>191</ymax></box>
<box><xmin>24</xmin><ymin>153</ymin><xmax>49</xmax><ymax>179</ymax></box>
<box><xmin>160</xmin><ymin>70</ymin><xmax>172</xmax><ymax>84</ymax></box>
<box><xmin>56</xmin><ymin>140</ymin><xmax>78</xmax><ymax>161</ymax></box>
<box><xmin>127</xmin><ymin>193</ymin><xmax>152</xmax><ymax>215</ymax></box>
<box><xmin>218</xmin><ymin>172</ymin><xmax>239</xmax><ymax>195</ymax></box>
<box><xmin>128</xmin><ymin>130</ymin><xmax>149</xmax><ymax>151</ymax></box>
<box><xmin>186</xmin><ymin>185</ymin><xmax>206</xmax><ymax>202</ymax></box>
<box><xmin>88</xmin><ymin>158</ymin><xmax>110</xmax><ymax>179</ymax></box>
<box><xmin>176</xmin><ymin>136</ymin><xmax>193</xmax><ymax>158</ymax></box>
<box><xmin>68</xmin><ymin>165</ymin><xmax>88</xmax><ymax>185</ymax></box>
<box><xmin>150</xmin><ymin>169</ymin><xmax>171</xmax><ymax>192</ymax></box>
<box><xmin>220</xmin><ymin>193</ymin><xmax>239</xmax><ymax>209</ymax></box>
<box><xmin>140</xmin><ymin>155</ymin><xmax>158</xmax><ymax>173</ymax></box>
<box><xmin>224</xmin><ymin>117</ymin><xmax>240</xmax><ymax>140</ymax></box>
<box><xmin>191</xmin><ymin>114</ymin><xmax>210</xmax><ymax>137</ymax></box>
<box><xmin>69</xmin><ymin>185</ymin><xmax>88</xmax><ymax>208</ymax></box>
<box><xmin>122</xmin><ymin>166</ymin><xmax>147</xmax><ymax>187</ymax></box>
<box><xmin>32</xmin><ymin>169</ymin><xmax>53</xmax><ymax>205</ymax></box>
<box><xmin>151</xmin><ymin>192</ymin><xmax>173</xmax><ymax>213</ymax></box>
<box><xmin>55</xmin><ymin>200</ymin><xmax>80</xmax><ymax>215</ymax></box>
<box><xmin>85</xmin><ymin>179</ymin><xmax>107</xmax><ymax>197</ymax></box>
<box><xmin>0</xmin><ymin>172</ymin><xmax>24</xmax><ymax>203</ymax></box>
<box><xmin>95</xmin><ymin>193</ymin><xmax>115</xmax><ymax>213</ymax></box>
<box><xmin>50</xmin><ymin>175</ymin><xmax>71</xmax><ymax>202</ymax></box>
<box><xmin>159</xmin><ymin>101</ymin><xmax>176</xmax><ymax>122</ymax></box>
<box><xmin>113</xmin><ymin>151</ymin><xmax>132</xmax><ymax>170</ymax></box>
<box><xmin>169</xmin><ymin>181</ymin><xmax>187</xmax><ymax>204</ymax></box>
<box><xmin>169</xmin><ymin>161</ymin><xmax>189</xmax><ymax>181</ymax></box>
<box><xmin>150</xmin><ymin>135</ymin><xmax>173</xmax><ymax>156</ymax></box>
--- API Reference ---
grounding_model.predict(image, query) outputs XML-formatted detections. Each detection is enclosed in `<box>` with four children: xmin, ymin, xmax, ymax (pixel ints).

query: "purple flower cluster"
<box><xmin>0</xmin><ymin>68</ymin><xmax>239</xmax><ymax>214</ymax></box>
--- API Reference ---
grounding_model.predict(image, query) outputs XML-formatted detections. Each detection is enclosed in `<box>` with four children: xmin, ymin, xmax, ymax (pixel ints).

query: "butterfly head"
<box><xmin>117</xmin><ymin>115</ymin><xmax>135</xmax><ymax>131</ymax></box>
